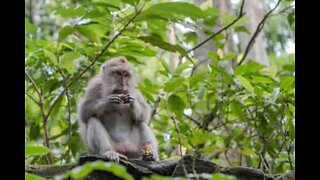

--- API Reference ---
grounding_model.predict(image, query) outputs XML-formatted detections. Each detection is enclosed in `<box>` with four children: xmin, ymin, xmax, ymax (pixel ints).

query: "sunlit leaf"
<box><xmin>43</xmin><ymin>50</ymin><xmax>57</xmax><ymax>64</ymax></box>
<box><xmin>25</xmin><ymin>18</ymin><xmax>37</xmax><ymax>37</ymax></box>
<box><xmin>280</xmin><ymin>76</ymin><xmax>295</xmax><ymax>92</ymax></box>
<box><xmin>236</xmin><ymin>75</ymin><xmax>254</xmax><ymax>93</ymax></box>
<box><xmin>60</xmin><ymin>52</ymin><xmax>82</xmax><ymax>73</ymax></box>
<box><xmin>55</xmin><ymin>6</ymin><xmax>86</xmax><ymax>18</ymax></box>
<box><xmin>241</xmin><ymin>149</ymin><xmax>255</xmax><ymax>156</ymax></box>
<box><xmin>25</xmin><ymin>145</ymin><xmax>49</xmax><ymax>156</ymax></box>
<box><xmin>75</xmin><ymin>24</ymin><xmax>106</xmax><ymax>44</ymax></box>
<box><xmin>222</xmin><ymin>52</ymin><xmax>236</xmax><ymax>61</ymax></box>
<box><xmin>25</xmin><ymin>172</ymin><xmax>46</xmax><ymax>180</ymax></box>
<box><xmin>210</xmin><ymin>173</ymin><xmax>237</xmax><ymax>180</ymax></box>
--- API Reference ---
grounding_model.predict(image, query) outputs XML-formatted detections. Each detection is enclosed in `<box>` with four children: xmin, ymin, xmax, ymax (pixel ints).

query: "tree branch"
<box><xmin>187</xmin><ymin>0</ymin><xmax>245</xmax><ymax>53</ymax></box>
<box><xmin>238</xmin><ymin>0</ymin><xmax>282</xmax><ymax>66</ymax></box>
<box><xmin>25</xmin><ymin>71</ymin><xmax>52</xmax><ymax>164</ymax></box>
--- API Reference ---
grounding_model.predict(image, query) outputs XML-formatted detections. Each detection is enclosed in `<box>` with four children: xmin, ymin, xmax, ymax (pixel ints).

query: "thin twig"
<box><xmin>184</xmin><ymin>114</ymin><xmax>201</xmax><ymax>127</ymax></box>
<box><xmin>25</xmin><ymin>71</ymin><xmax>42</xmax><ymax>100</ymax></box>
<box><xmin>238</xmin><ymin>0</ymin><xmax>282</xmax><ymax>65</ymax></box>
<box><xmin>46</xmin><ymin>4</ymin><xmax>145</xmax><ymax>119</ymax></box>
<box><xmin>170</xmin><ymin>116</ymin><xmax>189</xmax><ymax>177</ymax></box>
<box><xmin>25</xmin><ymin>91</ymin><xmax>38</xmax><ymax>105</ymax></box>
<box><xmin>56</xmin><ymin>52</ymin><xmax>72</xmax><ymax>163</ymax></box>
<box><xmin>270</xmin><ymin>4</ymin><xmax>295</xmax><ymax>17</ymax></box>
<box><xmin>187</xmin><ymin>0</ymin><xmax>245</xmax><ymax>53</ymax></box>
<box><xmin>151</xmin><ymin>94</ymin><xmax>161</xmax><ymax>119</ymax></box>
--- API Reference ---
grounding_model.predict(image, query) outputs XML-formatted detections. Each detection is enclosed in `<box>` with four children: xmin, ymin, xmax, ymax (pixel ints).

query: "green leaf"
<box><xmin>235</xmin><ymin>62</ymin><xmax>265</xmax><ymax>75</ymax></box>
<box><xmin>55</xmin><ymin>6</ymin><xmax>86</xmax><ymax>18</ymax></box>
<box><xmin>43</xmin><ymin>50</ymin><xmax>57</xmax><ymax>64</ymax></box>
<box><xmin>190</xmin><ymin>129</ymin><xmax>213</xmax><ymax>145</ymax></box>
<box><xmin>222</xmin><ymin>52</ymin><xmax>236</xmax><ymax>61</ymax></box>
<box><xmin>208</xmin><ymin>52</ymin><xmax>220</xmax><ymax>61</ymax></box>
<box><xmin>173</xmin><ymin>60</ymin><xmax>192</xmax><ymax>75</ymax></box>
<box><xmin>287</xmin><ymin>12</ymin><xmax>295</xmax><ymax>27</ymax></box>
<box><xmin>64</xmin><ymin>161</ymin><xmax>134</xmax><ymax>180</ymax></box>
<box><xmin>210</xmin><ymin>173</ymin><xmax>237</xmax><ymax>180</ymax></box>
<box><xmin>280</xmin><ymin>76</ymin><xmax>295</xmax><ymax>92</ymax></box>
<box><xmin>25</xmin><ymin>172</ymin><xmax>46</xmax><ymax>180</ymax></box>
<box><xmin>75</xmin><ymin>24</ymin><xmax>105</xmax><ymax>44</ymax></box>
<box><xmin>58</xmin><ymin>26</ymin><xmax>74</xmax><ymax>42</ymax></box>
<box><xmin>251</xmin><ymin>76</ymin><xmax>275</xmax><ymax>84</ymax></box>
<box><xmin>138</xmin><ymin>2</ymin><xmax>205</xmax><ymax>21</ymax></box>
<box><xmin>60</xmin><ymin>52</ymin><xmax>82</xmax><ymax>73</ymax></box>
<box><xmin>241</xmin><ymin>149</ymin><xmax>255</xmax><ymax>156</ymax></box>
<box><xmin>236</xmin><ymin>75</ymin><xmax>254</xmax><ymax>93</ymax></box>
<box><xmin>168</xmin><ymin>94</ymin><xmax>186</xmax><ymax>118</ymax></box>
<box><xmin>234</xmin><ymin>25</ymin><xmax>251</xmax><ymax>34</ymax></box>
<box><xmin>25</xmin><ymin>145</ymin><xmax>49</xmax><ymax>156</ymax></box>
<box><xmin>159</xmin><ymin>58</ymin><xmax>172</xmax><ymax>75</ymax></box>
<box><xmin>164</xmin><ymin>77</ymin><xmax>186</xmax><ymax>92</ymax></box>
<box><xmin>25</xmin><ymin>18</ymin><xmax>37</xmax><ymax>37</ymax></box>
<box><xmin>120</xmin><ymin>0</ymin><xmax>136</xmax><ymax>6</ymax></box>
<box><xmin>138</xmin><ymin>36</ymin><xmax>187</xmax><ymax>56</ymax></box>
<box><xmin>91</xmin><ymin>2</ymin><xmax>120</xmax><ymax>10</ymax></box>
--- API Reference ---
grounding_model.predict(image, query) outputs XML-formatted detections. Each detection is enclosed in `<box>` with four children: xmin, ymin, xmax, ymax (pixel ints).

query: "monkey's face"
<box><xmin>102</xmin><ymin>57</ymin><xmax>136</xmax><ymax>94</ymax></box>
<box><xmin>109</xmin><ymin>69</ymin><xmax>132</xmax><ymax>94</ymax></box>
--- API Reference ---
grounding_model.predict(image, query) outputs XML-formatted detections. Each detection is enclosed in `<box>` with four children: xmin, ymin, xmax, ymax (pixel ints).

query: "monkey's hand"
<box><xmin>122</xmin><ymin>94</ymin><xmax>135</xmax><ymax>105</ymax></box>
<box><xmin>142</xmin><ymin>142</ymin><xmax>157</xmax><ymax>161</ymax></box>
<box><xmin>107</xmin><ymin>94</ymin><xmax>123</xmax><ymax>104</ymax></box>
<box><xmin>102</xmin><ymin>150</ymin><xmax>128</xmax><ymax>163</ymax></box>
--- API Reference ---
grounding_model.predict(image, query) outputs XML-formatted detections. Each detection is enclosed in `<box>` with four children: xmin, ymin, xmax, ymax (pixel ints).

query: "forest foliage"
<box><xmin>25</xmin><ymin>0</ymin><xmax>295</xmax><ymax>179</ymax></box>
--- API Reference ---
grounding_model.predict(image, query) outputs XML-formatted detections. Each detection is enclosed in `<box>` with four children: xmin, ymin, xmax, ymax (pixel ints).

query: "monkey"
<box><xmin>77</xmin><ymin>56</ymin><xmax>159</xmax><ymax>162</ymax></box>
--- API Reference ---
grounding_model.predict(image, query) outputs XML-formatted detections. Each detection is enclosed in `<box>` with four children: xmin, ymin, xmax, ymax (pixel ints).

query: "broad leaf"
<box><xmin>234</xmin><ymin>25</ymin><xmax>251</xmax><ymax>34</ymax></box>
<box><xmin>25</xmin><ymin>145</ymin><xmax>49</xmax><ymax>156</ymax></box>
<box><xmin>75</xmin><ymin>24</ymin><xmax>106</xmax><ymax>44</ymax></box>
<box><xmin>43</xmin><ymin>50</ymin><xmax>57</xmax><ymax>64</ymax></box>
<box><xmin>25</xmin><ymin>173</ymin><xmax>46</xmax><ymax>180</ymax></box>
<box><xmin>137</xmin><ymin>2</ymin><xmax>205</xmax><ymax>21</ymax></box>
<box><xmin>55</xmin><ymin>6</ymin><xmax>86</xmax><ymax>18</ymax></box>
<box><xmin>138</xmin><ymin>36</ymin><xmax>187</xmax><ymax>56</ymax></box>
<box><xmin>25</xmin><ymin>18</ymin><xmax>37</xmax><ymax>37</ymax></box>
<box><xmin>58</xmin><ymin>26</ymin><xmax>74</xmax><ymax>42</ymax></box>
<box><xmin>60</xmin><ymin>52</ymin><xmax>82</xmax><ymax>73</ymax></box>
<box><xmin>168</xmin><ymin>94</ymin><xmax>186</xmax><ymax>118</ymax></box>
<box><xmin>236</xmin><ymin>75</ymin><xmax>254</xmax><ymax>93</ymax></box>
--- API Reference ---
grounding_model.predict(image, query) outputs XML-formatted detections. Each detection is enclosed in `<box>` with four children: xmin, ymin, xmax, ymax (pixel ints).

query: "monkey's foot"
<box><xmin>102</xmin><ymin>150</ymin><xmax>128</xmax><ymax>163</ymax></box>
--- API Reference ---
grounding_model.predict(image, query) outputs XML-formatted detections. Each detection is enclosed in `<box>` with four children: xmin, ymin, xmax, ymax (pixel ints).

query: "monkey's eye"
<box><xmin>113</xmin><ymin>71</ymin><xmax>121</xmax><ymax>76</ymax></box>
<box><xmin>123</xmin><ymin>72</ymin><xmax>130</xmax><ymax>77</ymax></box>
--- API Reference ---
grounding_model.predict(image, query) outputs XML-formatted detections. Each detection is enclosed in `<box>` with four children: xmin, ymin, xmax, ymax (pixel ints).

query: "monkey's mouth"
<box><xmin>113</xmin><ymin>89</ymin><xmax>128</xmax><ymax>94</ymax></box>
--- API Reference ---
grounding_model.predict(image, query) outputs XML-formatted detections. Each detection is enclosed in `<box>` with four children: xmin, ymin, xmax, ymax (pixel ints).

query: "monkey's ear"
<box><xmin>119</xmin><ymin>56</ymin><xmax>127</xmax><ymax>63</ymax></box>
<box><xmin>101</xmin><ymin>64</ymin><xmax>106</xmax><ymax>71</ymax></box>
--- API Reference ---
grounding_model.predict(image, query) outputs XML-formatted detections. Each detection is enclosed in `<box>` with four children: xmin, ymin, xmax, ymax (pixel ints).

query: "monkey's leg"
<box><xmin>138</xmin><ymin>122</ymin><xmax>159</xmax><ymax>161</ymax></box>
<box><xmin>86</xmin><ymin>117</ymin><xmax>127</xmax><ymax>162</ymax></box>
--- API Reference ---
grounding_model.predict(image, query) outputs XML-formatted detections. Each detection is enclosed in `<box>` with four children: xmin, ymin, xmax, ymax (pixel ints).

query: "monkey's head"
<box><xmin>101</xmin><ymin>56</ymin><xmax>136</xmax><ymax>94</ymax></box>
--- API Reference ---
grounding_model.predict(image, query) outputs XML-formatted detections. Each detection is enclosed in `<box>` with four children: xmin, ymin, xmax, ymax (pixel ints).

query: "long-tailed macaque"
<box><xmin>77</xmin><ymin>56</ymin><xmax>159</xmax><ymax>162</ymax></box>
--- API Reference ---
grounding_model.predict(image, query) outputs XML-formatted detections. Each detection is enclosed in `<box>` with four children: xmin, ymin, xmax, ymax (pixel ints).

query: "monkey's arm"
<box><xmin>129</xmin><ymin>92</ymin><xmax>151</xmax><ymax>124</ymax></box>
